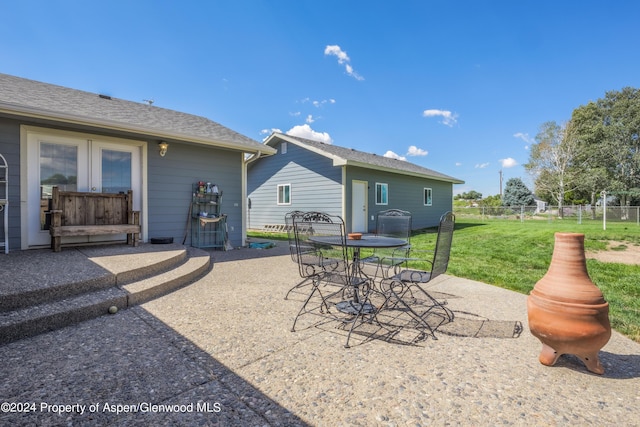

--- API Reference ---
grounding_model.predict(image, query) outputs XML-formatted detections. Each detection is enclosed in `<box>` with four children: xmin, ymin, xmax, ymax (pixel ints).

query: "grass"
<box><xmin>248</xmin><ymin>218</ymin><xmax>640</xmax><ymax>342</ymax></box>
<box><xmin>413</xmin><ymin>218</ymin><xmax>640</xmax><ymax>343</ymax></box>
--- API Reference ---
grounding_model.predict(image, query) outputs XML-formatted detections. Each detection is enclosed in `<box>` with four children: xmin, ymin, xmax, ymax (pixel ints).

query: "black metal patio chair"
<box><xmin>379</xmin><ymin>211</ymin><xmax>455</xmax><ymax>341</ymax></box>
<box><xmin>360</xmin><ymin>209</ymin><xmax>412</xmax><ymax>279</ymax></box>
<box><xmin>290</xmin><ymin>211</ymin><xmax>378</xmax><ymax>348</ymax></box>
<box><xmin>284</xmin><ymin>211</ymin><xmax>309</xmax><ymax>300</ymax></box>
<box><xmin>289</xmin><ymin>212</ymin><xmax>346</xmax><ymax>323</ymax></box>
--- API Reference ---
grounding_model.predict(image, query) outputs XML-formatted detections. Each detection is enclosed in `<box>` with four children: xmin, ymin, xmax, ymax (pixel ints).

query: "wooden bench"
<box><xmin>49</xmin><ymin>186</ymin><xmax>141</xmax><ymax>252</ymax></box>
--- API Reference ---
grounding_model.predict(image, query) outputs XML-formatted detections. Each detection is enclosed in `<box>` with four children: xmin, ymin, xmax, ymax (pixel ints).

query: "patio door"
<box><xmin>25</xmin><ymin>128</ymin><xmax>142</xmax><ymax>248</ymax></box>
<box><xmin>351</xmin><ymin>180</ymin><xmax>368</xmax><ymax>233</ymax></box>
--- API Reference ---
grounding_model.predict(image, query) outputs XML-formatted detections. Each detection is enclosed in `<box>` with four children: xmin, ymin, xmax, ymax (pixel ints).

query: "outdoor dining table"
<box><xmin>308</xmin><ymin>234</ymin><xmax>408</xmax><ymax>315</ymax></box>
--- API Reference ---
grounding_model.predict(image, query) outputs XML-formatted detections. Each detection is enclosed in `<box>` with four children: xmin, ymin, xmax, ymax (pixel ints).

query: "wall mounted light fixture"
<box><xmin>158</xmin><ymin>141</ymin><xmax>169</xmax><ymax>157</ymax></box>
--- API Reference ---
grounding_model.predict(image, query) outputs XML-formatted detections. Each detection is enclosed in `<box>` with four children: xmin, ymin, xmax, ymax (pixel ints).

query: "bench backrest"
<box><xmin>52</xmin><ymin>187</ymin><xmax>133</xmax><ymax>226</ymax></box>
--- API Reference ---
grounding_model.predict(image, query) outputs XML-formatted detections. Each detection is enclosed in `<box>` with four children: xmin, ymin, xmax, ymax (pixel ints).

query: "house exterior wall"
<box><xmin>247</xmin><ymin>140</ymin><xmax>343</xmax><ymax>228</ymax></box>
<box><xmin>147</xmin><ymin>142</ymin><xmax>243</xmax><ymax>247</ymax></box>
<box><xmin>0</xmin><ymin>118</ymin><xmax>21</xmax><ymax>251</ymax></box>
<box><xmin>0</xmin><ymin>117</ymin><xmax>245</xmax><ymax>250</ymax></box>
<box><xmin>345</xmin><ymin>166</ymin><xmax>453</xmax><ymax>232</ymax></box>
<box><xmin>246</xmin><ymin>139</ymin><xmax>455</xmax><ymax>233</ymax></box>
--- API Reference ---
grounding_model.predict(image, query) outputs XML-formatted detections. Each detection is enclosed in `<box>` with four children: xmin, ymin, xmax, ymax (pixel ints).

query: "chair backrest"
<box><xmin>293</xmin><ymin>211</ymin><xmax>348</xmax><ymax>278</ymax></box>
<box><xmin>430</xmin><ymin>211</ymin><xmax>455</xmax><ymax>278</ymax></box>
<box><xmin>285</xmin><ymin>210</ymin><xmax>304</xmax><ymax>263</ymax></box>
<box><xmin>376</xmin><ymin>209</ymin><xmax>412</xmax><ymax>242</ymax></box>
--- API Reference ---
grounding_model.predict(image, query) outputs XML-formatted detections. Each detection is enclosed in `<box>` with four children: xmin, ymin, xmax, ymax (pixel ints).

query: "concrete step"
<box><xmin>123</xmin><ymin>252</ymin><xmax>211</xmax><ymax>306</ymax></box>
<box><xmin>0</xmin><ymin>246</ymin><xmax>212</xmax><ymax>344</ymax></box>
<box><xmin>0</xmin><ymin>245</ymin><xmax>187</xmax><ymax>312</ymax></box>
<box><xmin>0</xmin><ymin>287</ymin><xmax>128</xmax><ymax>343</ymax></box>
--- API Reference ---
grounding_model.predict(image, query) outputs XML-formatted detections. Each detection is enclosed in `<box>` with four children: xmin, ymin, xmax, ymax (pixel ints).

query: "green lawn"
<box><xmin>412</xmin><ymin>218</ymin><xmax>640</xmax><ymax>343</ymax></box>
<box><xmin>249</xmin><ymin>218</ymin><xmax>640</xmax><ymax>342</ymax></box>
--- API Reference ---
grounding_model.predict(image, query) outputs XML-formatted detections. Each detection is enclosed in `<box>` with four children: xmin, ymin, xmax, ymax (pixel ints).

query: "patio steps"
<box><xmin>0</xmin><ymin>245</ymin><xmax>212</xmax><ymax>344</ymax></box>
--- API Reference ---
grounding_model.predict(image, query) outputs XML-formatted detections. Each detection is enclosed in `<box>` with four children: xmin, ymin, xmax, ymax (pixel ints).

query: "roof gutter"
<box><xmin>336</xmin><ymin>159</ymin><xmax>465</xmax><ymax>184</ymax></box>
<box><xmin>244</xmin><ymin>150</ymin><xmax>263</xmax><ymax>164</ymax></box>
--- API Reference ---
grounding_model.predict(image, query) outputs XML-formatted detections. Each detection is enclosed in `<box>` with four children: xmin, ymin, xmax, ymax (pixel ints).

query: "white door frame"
<box><xmin>351</xmin><ymin>180</ymin><xmax>368</xmax><ymax>233</ymax></box>
<box><xmin>21</xmin><ymin>126</ymin><xmax>147</xmax><ymax>249</ymax></box>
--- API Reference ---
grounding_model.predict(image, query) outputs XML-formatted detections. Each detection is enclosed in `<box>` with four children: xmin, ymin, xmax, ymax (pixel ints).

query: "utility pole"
<box><xmin>499</xmin><ymin>170</ymin><xmax>503</xmax><ymax>199</ymax></box>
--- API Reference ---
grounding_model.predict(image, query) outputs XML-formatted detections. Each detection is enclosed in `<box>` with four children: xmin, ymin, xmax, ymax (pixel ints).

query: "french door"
<box><xmin>25</xmin><ymin>128</ymin><xmax>142</xmax><ymax>247</ymax></box>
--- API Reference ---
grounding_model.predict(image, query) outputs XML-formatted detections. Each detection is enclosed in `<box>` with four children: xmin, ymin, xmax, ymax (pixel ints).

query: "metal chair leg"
<box><xmin>284</xmin><ymin>277</ymin><xmax>312</xmax><ymax>300</ymax></box>
<box><xmin>291</xmin><ymin>278</ymin><xmax>322</xmax><ymax>332</ymax></box>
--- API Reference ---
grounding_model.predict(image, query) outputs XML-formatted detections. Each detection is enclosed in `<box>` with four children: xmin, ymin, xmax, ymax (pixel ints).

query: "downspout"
<box><xmin>342</xmin><ymin>165</ymin><xmax>347</xmax><ymax>231</ymax></box>
<box><xmin>242</xmin><ymin>151</ymin><xmax>262</xmax><ymax>246</ymax></box>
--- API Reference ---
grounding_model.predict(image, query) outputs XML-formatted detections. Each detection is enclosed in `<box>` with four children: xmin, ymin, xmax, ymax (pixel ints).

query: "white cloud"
<box><xmin>475</xmin><ymin>162</ymin><xmax>490</xmax><ymax>168</ymax></box>
<box><xmin>513</xmin><ymin>132</ymin><xmax>533</xmax><ymax>144</ymax></box>
<box><xmin>455</xmin><ymin>162</ymin><xmax>462</xmax><ymax>166</ymax></box>
<box><xmin>500</xmin><ymin>157</ymin><xmax>518</xmax><ymax>168</ymax></box>
<box><xmin>382</xmin><ymin>145</ymin><xmax>427</xmax><ymax>160</ymax></box>
<box><xmin>312</xmin><ymin>99</ymin><xmax>336</xmax><ymax>108</ymax></box>
<box><xmin>514</xmin><ymin>132</ymin><xmax>533</xmax><ymax>150</ymax></box>
<box><xmin>286</xmin><ymin>124</ymin><xmax>333</xmax><ymax>144</ymax></box>
<box><xmin>384</xmin><ymin>151</ymin><xmax>406</xmax><ymax>161</ymax></box>
<box><xmin>305</xmin><ymin>114</ymin><xmax>315</xmax><ymax>124</ymax></box>
<box><xmin>324</xmin><ymin>45</ymin><xmax>349</xmax><ymax>63</ymax></box>
<box><xmin>260</xmin><ymin>128</ymin><xmax>283</xmax><ymax>141</ymax></box>
<box><xmin>345</xmin><ymin>64</ymin><xmax>364</xmax><ymax>81</ymax></box>
<box><xmin>324</xmin><ymin>45</ymin><xmax>364</xmax><ymax>81</ymax></box>
<box><xmin>406</xmin><ymin>145</ymin><xmax>428</xmax><ymax>156</ymax></box>
<box><xmin>423</xmin><ymin>109</ymin><xmax>458</xmax><ymax>127</ymax></box>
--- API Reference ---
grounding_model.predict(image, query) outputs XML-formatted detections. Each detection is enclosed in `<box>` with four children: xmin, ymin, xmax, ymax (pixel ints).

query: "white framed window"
<box><xmin>375</xmin><ymin>183</ymin><xmax>388</xmax><ymax>205</ymax></box>
<box><xmin>424</xmin><ymin>187</ymin><xmax>433</xmax><ymax>206</ymax></box>
<box><xmin>281</xmin><ymin>142</ymin><xmax>287</xmax><ymax>154</ymax></box>
<box><xmin>277</xmin><ymin>184</ymin><xmax>291</xmax><ymax>205</ymax></box>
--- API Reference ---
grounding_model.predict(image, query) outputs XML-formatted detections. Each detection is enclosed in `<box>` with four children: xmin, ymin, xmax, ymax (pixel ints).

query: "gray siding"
<box><xmin>0</xmin><ymin>119</ymin><xmax>20</xmax><ymax>251</ymax></box>
<box><xmin>247</xmin><ymin>141</ymin><xmax>343</xmax><ymax>228</ymax></box>
<box><xmin>148</xmin><ymin>143</ymin><xmax>243</xmax><ymax>247</ymax></box>
<box><xmin>0</xmin><ymin>116</ymin><xmax>244</xmax><ymax>250</ymax></box>
<box><xmin>247</xmin><ymin>141</ymin><xmax>455</xmax><ymax>232</ymax></box>
<box><xmin>345</xmin><ymin>166</ymin><xmax>453</xmax><ymax>232</ymax></box>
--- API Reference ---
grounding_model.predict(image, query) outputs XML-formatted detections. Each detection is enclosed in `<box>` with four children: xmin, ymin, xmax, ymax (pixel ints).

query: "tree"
<box><xmin>479</xmin><ymin>194</ymin><xmax>502</xmax><ymax>207</ymax></box>
<box><xmin>567</xmin><ymin>102</ymin><xmax>611</xmax><ymax>216</ymax></box>
<box><xmin>570</xmin><ymin>87</ymin><xmax>640</xmax><ymax>207</ymax></box>
<box><xmin>524</xmin><ymin>121</ymin><xmax>581</xmax><ymax>214</ymax></box>
<box><xmin>528</xmin><ymin>87</ymin><xmax>640</xmax><ymax>215</ymax></box>
<box><xmin>455</xmin><ymin>190</ymin><xmax>483</xmax><ymax>200</ymax></box>
<box><xmin>502</xmin><ymin>177</ymin><xmax>535</xmax><ymax>206</ymax></box>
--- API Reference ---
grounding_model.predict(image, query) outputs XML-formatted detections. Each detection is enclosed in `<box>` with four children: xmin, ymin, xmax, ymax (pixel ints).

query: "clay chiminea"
<box><xmin>527</xmin><ymin>232</ymin><xmax>611</xmax><ymax>374</ymax></box>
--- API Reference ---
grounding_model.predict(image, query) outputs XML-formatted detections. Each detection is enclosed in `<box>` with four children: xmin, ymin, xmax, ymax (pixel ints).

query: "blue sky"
<box><xmin>2</xmin><ymin>1</ymin><xmax>639</xmax><ymax>197</ymax></box>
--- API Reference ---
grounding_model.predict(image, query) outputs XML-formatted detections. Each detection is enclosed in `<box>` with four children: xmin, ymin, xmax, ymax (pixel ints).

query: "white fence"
<box><xmin>455</xmin><ymin>205</ymin><xmax>640</xmax><ymax>226</ymax></box>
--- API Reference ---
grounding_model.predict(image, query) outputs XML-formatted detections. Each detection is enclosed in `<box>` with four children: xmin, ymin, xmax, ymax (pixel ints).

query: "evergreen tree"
<box><xmin>503</xmin><ymin>178</ymin><xmax>535</xmax><ymax>206</ymax></box>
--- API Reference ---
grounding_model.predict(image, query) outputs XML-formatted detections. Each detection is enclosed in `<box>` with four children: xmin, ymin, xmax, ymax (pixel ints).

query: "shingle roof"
<box><xmin>0</xmin><ymin>73</ymin><xmax>273</xmax><ymax>154</ymax></box>
<box><xmin>269</xmin><ymin>133</ymin><xmax>464</xmax><ymax>184</ymax></box>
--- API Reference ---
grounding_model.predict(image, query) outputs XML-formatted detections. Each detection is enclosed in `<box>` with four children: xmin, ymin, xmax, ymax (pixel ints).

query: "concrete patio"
<box><xmin>1</xmin><ymin>242</ymin><xmax>639</xmax><ymax>426</ymax></box>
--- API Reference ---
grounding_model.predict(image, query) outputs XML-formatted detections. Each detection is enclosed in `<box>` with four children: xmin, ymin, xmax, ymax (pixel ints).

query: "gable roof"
<box><xmin>0</xmin><ymin>73</ymin><xmax>274</xmax><ymax>155</ymax></box>
<box><xmin>266</xmin><ymin>132</ymin><xmax>464</xmax><ymax>184</ymax></box>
